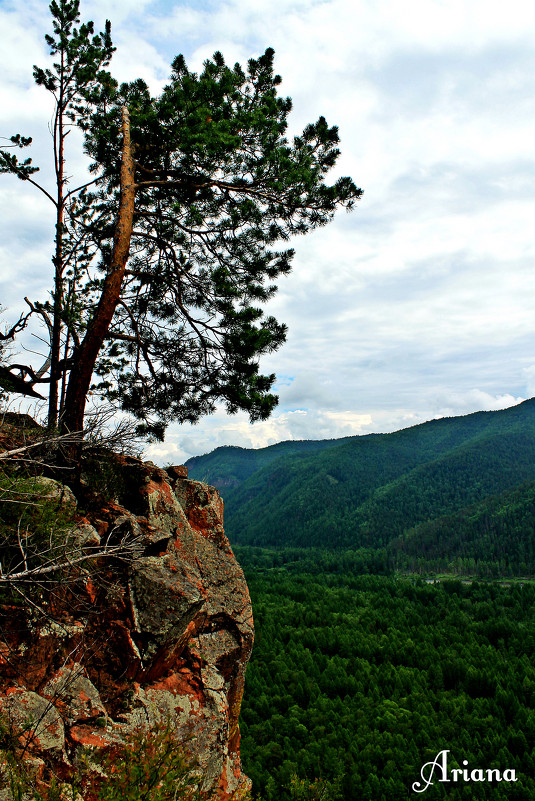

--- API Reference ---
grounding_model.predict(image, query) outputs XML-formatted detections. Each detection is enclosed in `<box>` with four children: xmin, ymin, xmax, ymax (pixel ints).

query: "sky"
<box><xmin>1</xmin><ymin>0</ymin><xmax>534</xmax><ymax>465</ymax></box>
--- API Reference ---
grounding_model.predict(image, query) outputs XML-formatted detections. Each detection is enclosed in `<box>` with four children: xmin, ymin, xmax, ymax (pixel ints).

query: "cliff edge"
<box><xmin>0</xmin><ymin>450</ymin><xmax>253</xmax><ymax>799</ymax></box>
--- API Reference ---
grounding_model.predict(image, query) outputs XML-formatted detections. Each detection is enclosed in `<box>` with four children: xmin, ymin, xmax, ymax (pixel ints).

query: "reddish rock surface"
<box><xmin>0</xmin><ymin>457</ymin><xmax>254</xmax><ymax>799</ymax></box>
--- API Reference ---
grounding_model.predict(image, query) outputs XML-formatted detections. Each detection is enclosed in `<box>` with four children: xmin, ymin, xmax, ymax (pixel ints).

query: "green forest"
<box><xmin>237</xmin><ymin>557</ymin><xmax>535</xmax><ymax>800</ymax></box>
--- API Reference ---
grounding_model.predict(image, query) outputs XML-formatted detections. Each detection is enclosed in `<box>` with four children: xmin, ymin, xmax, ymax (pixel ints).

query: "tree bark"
<box><xmin>47</xmin><ymin>101</ymin><xmax>65</xmax><ymax>430</ymax></box>
<box><xmin>61</xmin><ymin>107</ymin><xmax>135</xmax><ymax>435</ymax></box>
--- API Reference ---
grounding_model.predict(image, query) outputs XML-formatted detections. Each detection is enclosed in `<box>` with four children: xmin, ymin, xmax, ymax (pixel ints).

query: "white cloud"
<box><xmin>2</xmin><ymin>0</ymin><xmax>534</xmax><ymax>463</ymax></box>
<box><xmin>523</xmin><ymin>367</ymin><xmax>535</xmax><ymax>398</ymax></box>
<box><xmin>145</xmin><ymin>406</ymin><xmax>375</xmax><ymax>465</ymax></box>
<box><xmin>85</xmin><ymin>0</ymin><xmax>154</xmax><ymax>24</ymax></box>
<box><xmin>430</xmin><ymin>390</ymin><xmax>525</xmax><ymax>418</ymax></box>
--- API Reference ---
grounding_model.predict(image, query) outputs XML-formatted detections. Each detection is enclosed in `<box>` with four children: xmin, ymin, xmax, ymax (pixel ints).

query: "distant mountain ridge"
<box><xmin>186</xmin><ymin>399</ymin><xmax>535</xmax><ymax>572</ymax></box>
<box><xmin>184</xmin><ymin>435</ymin><xmax>357</xmax><ymax>490</ymax></box>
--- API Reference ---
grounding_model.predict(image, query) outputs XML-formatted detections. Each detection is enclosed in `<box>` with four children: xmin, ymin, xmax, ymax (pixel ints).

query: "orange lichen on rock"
<box><xmin>0</xmin><ymin>456</ymin><xmax>253</xmax><ymax>800</ymax></box>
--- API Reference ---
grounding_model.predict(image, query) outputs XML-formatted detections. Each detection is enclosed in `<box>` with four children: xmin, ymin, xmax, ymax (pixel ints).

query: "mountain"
<box><xmin>186</xmin><ymin>399</ymin><xmax>535</xmax><ymax>566</ymax></box>
<box><xmin>184</xmin><ymin>436</ymin><xmax>356</xmax><ymax>490</ymax></box>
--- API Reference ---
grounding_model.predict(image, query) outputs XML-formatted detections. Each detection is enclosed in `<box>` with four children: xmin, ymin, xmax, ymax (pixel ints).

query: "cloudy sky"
<box><xmin>1</xmin><ymin>0</ymin><xmax>534</xmax><ymax>464</ymax></box>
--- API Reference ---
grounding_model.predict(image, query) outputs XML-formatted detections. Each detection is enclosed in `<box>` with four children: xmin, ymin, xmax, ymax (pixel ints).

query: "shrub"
<box><xmin>94</xmin><ymin>723</ymin><xmax>202</xmax><ymax>801</ymax></box>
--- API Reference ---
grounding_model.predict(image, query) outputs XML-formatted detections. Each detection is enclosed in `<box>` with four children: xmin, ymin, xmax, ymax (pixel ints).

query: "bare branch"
<box><xmin>24</xmin><ymin>297</ymin><xmax>53</xmax><ymax>337</ymax></box>
<box><xmin>2</xmin><ymin>161</ymin><xmax>57</xmax><ymax>206</ymax></box>
<box><xmin>0</xmin><ymin>366</ymin><xmax>46</xmax><ymax>400</ymax></box>
<box><xmin>36</xmin><ymin>356</ymin><xmax>52</xmax><ymax>379</ymax></box>
<box><xmin>0</xmin><ymin>310</ymin><xmax>33</xmax><ymax>342</ymax></box>
<box><xmin>64</xmin><ymin>174</ymin><xmax>102</xmax><ymax>200</ymax></box>
<box><xmin>0</xmin><ymin>429</ymin><xmax>84</xmax><ymax>460</ymax></box>
<box><xmin>0</xmin><ymin>536</ymin><xmax>142</xmax><ymax>584</ymax></box>
<box><xmin>16</xmin><ymin>520</ymin><xmax>29</xmax><ymax>573</ymax></box>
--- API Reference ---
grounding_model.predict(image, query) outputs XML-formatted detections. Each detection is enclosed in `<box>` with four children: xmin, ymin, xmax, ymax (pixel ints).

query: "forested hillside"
<box><xmin>184</xmin><ymin>436</ymin><xmax>355</xmax><ymax>490</ymax></box>
<box><xmin>186</xmin><ymin>400</ymin><xmax>535</xmax><ymax>572</ymax></box>
<box><xmin>390</xmin><ymin>478</ymin><xmax>535</xmax><ymax>576</ymax></box>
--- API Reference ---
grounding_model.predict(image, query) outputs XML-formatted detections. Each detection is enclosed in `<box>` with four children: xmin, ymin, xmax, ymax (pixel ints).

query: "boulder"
<box><xmin>0</xmin><ymin>458</ymin><xmax>253</xmax><ymax>800</ymax></box>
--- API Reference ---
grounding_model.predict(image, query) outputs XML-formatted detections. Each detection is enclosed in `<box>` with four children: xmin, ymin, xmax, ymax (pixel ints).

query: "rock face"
<box><xmin>0</xmin><ymin>457</ymin><xmax>254</xmax><ymax>799</ymax></box>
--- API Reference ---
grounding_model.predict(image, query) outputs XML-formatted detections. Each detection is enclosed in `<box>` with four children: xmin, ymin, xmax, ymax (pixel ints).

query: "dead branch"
<box><xmin>0</xmin><ymin>526</ymin><xmax>143</xmax><ymax>585</ymax></box>
<box><xmin>0</xmin><ymin>429</ymin><xmax>84</xmax><ymax>460</ymax></box>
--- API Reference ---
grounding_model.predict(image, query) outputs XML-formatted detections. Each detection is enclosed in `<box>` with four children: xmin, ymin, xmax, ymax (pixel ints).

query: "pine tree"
<box><xmin>61</xmin><ymin>48</ymin><xmax>362</xmax><ymax>438</ymax></box>
<box><xmin>2</xmin><ymin>3</ymin><xmax>362</xmax><ymax>442</ymax></box>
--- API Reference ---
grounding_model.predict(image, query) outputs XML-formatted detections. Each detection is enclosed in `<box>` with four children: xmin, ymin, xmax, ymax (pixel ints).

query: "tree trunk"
<box><xmin>61</xmin><ymin>107</ymin><xmax>135</xmax><ymax>435</ymax></box>
<box><xmin>47</xmin><ymin>168</ymin><xmax>64</xmax><ymax>430</ymax></box>
<box><xmin>47</xmin><ymin>57</ymin><xmax>66</xmax><ymax>431</ymax></box>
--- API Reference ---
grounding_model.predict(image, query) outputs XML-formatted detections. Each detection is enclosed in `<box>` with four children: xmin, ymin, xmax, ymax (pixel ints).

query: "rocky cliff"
<box><xmin>0</xmin><ymin>452</ymin><xmax>253</xmax><ymax>799</ymax></box>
